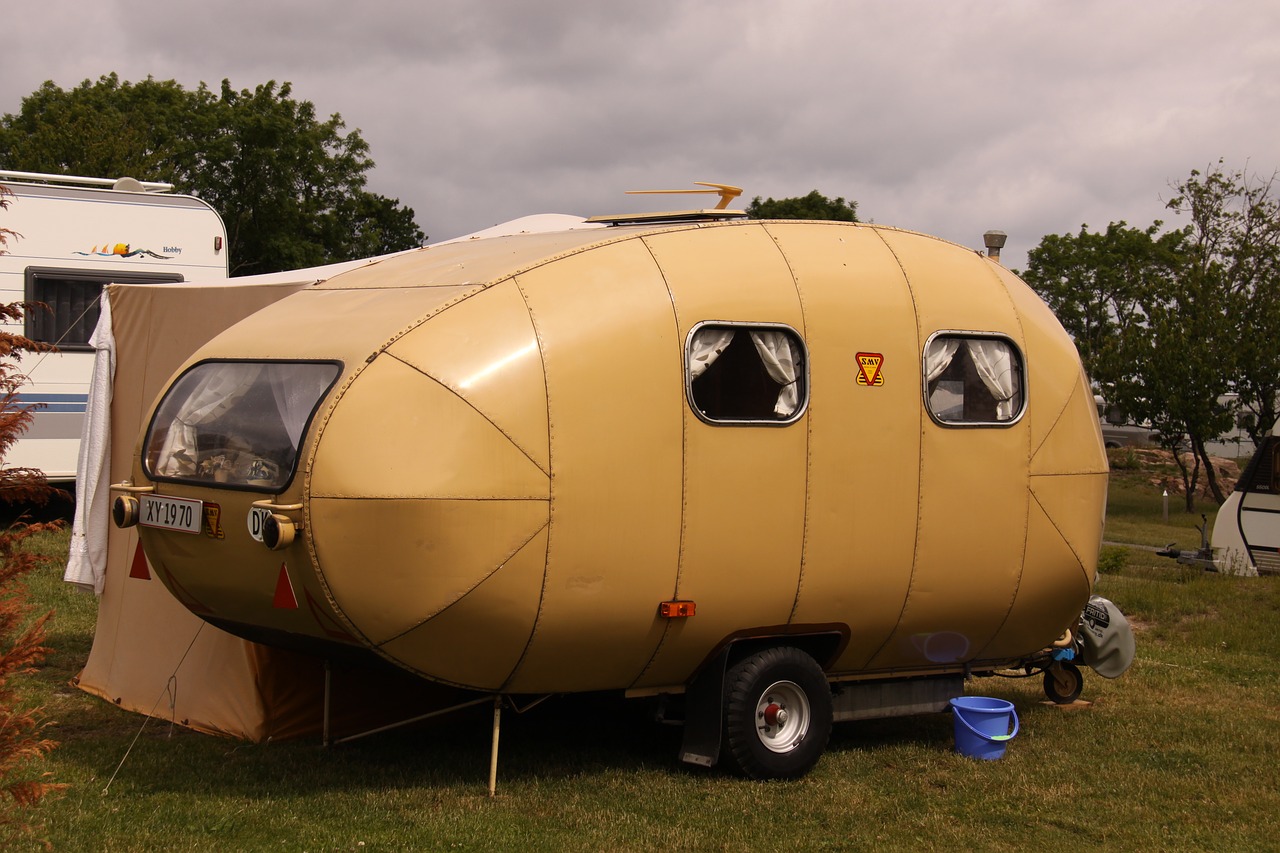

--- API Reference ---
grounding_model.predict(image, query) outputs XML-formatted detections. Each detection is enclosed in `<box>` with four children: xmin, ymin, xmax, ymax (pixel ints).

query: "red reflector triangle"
<box><xmin>129</xmin><ymin>542</ymin><xmax>152</xmax><ymax>580</ymax></box>
<box><xmin>273</xmin><ymin>563</ymin><xmax>299</xmax><ymax>609</ymax></box>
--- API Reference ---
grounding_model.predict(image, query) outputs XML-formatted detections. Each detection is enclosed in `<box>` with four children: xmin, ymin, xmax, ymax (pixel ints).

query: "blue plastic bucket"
<box><xmin>949</xmin><ymin>696</ymin><xmax>1019</xmax><ymax>760</ymax></box>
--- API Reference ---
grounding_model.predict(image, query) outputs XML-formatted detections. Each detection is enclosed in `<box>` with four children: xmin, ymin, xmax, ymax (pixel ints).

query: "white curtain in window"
<box><xmin>688</xmin><ymin>327</ymin><xmax>736</xmax><ymax>379</ymax></box>
<box><xmin>966</xmin><ymin>339</ymin><xmax>1019</xmax><ymax>420</ymax></box>
<box><xmin>156</xmin><ymin>364</ymin><xmax>263</xmax><ymax>476</ymax></box>
<box><xmin>925</xmin><ymin>337</ymin><xmax>961</xmax><ymax>383</ymax></box>
<box><xmin>750</xmin><ymin>331</ymin><xmax>801</xmax><ymax>417</ymax></box>
<box><xmin>268</xmin><ymin>364</ymin><xmax>324</xmax><ymax>450</ymax></box>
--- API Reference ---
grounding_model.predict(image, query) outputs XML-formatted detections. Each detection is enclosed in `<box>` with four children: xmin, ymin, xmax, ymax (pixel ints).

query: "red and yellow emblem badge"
<box><xmin>856</xmin><ymin>352</ymin><xmax>885</xmax><ymax>386</ymax></box>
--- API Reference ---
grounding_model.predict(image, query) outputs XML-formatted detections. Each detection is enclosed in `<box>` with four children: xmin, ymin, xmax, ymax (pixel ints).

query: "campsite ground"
<box><xmin>13</xmin><ymin>451</ymin><xmax>1280</xmax><ymax>851</ymax></box>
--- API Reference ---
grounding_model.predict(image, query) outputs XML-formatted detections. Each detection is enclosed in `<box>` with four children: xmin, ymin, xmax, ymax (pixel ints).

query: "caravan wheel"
<box><xmin>722</xmin><ymin>647</ymin><xmax>832</xmax><ymax>779</ymax></box>
<box><xmin>1044</xmin><ymin>662</ymin><xmax>1084</xmax><ymax>704</ymax></box>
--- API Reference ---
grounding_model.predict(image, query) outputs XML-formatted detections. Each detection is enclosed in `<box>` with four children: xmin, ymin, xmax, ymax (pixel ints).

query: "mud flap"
<box><xmin>679</xmin><ymin>647</ymin><xmax>730</xmax><ymax>767</ymax></box>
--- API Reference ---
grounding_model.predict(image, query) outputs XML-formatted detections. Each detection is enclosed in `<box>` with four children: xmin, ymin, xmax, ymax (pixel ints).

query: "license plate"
<box><xmin>140</xmin><ymin>494</ymin><xmax>203</xmax><ymax>534</ymax></box>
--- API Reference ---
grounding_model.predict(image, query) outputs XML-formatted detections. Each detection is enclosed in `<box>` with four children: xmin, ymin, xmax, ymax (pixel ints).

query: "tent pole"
<box><xmin>322</xmin><ymin>660</ymin><xmax>332</xmax><ymax>748</ymax></box>
<box><xmin>488</xmin><ymin>696</ymin><xmax>502</xmax><ymax>798</ymax></box>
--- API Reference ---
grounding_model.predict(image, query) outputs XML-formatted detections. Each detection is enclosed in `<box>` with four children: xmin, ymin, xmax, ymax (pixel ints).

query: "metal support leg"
<box><xmin>323</xmin><ymin>660</ymin><xmax>332</xmax><ymax>748</ymax></box>
<box><xmin>488</xmin><ymin>697</ymin><xmax>502</xmax><ymax>798</ymax></box>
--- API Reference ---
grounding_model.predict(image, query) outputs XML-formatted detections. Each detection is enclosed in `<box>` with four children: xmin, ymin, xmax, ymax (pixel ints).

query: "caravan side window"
<box><xmin>686</xmin><ymin>322</ymin><xmax>807</xmax><ymax>424</ymax></box>
<box><xmin>1238</xmin><ymin>438</ymin><xmax>1279</xmax><ymax>494</ymax></box>
<box><xmin>24</xmin><ymin>267</ymin><xmax>183</xmax><ymax>350</ymax></box>
<box><xmin>924</xmin><ymin>333</ymin><xmax>1025</xmax><ymax>426</ymax></box>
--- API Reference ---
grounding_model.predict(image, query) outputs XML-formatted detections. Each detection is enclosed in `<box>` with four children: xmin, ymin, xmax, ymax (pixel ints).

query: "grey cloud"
<box><xmin>4</xmin><ymin>0</ymin><xmax>1280</xmax><ymax>268</ymax></box>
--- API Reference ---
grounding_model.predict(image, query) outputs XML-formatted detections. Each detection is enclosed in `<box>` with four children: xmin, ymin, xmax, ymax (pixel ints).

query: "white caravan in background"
<box><xmin>1212</xmin><ymin>419</ymin><xmax>1280</xmax><ymax>576</ymax></box>
<box><xmin>0</xmin><ymin>171</ymin><xmax>228</xmax><ymax>482</ymax></box>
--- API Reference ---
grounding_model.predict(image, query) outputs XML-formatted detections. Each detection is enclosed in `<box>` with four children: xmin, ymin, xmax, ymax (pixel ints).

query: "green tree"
<box><xmin>1166</xmin><ymin>162</ymin><xmax>1280</xmax><ymax>448</ymax></box>
<box><xmin>746</xmin><ymin>190</ymin><xmax>858</xmax><ymax>222</ymax></box>
<box><xmin>1022</xmin><ymin>161</ymin><xmax>1280</xmax><ymax>509</ymax></box>
<box><xmin>1020</xmin><ymin>221</ymin><xmax>1175</xmax><ymax>390</ymax></box>
<box><xmin>1022</xmin><ymin>219</ymin><xmax>1229</xmax><ymax>508</ymax></box>
<box><xmin>0</xmin><ymin>74</ymin><xmax>424</xmax><ymax>275</ymax></box>
<box><xmin>1121</xmin><ymin>242</ymin><xmax>1236</xmax><ymax>508</ymax></box>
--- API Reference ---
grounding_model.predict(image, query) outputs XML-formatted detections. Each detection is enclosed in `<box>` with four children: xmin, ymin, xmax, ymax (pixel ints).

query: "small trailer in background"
<box><xmin>1209</xmin><ymin>419</ymin><xmax>1280</xmax><ymax>575</ymax></box>
<box><xmin>0</xmin><ymin>170</ymin><xmax>227</xmax><ymax>481</ymax></box>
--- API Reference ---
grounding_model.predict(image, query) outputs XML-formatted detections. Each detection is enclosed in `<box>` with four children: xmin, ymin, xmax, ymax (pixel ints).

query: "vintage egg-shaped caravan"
<box><xmin>113</xmin><ymin>208</ymin><xmax>1124</xmax><ymax>779</ymax></box>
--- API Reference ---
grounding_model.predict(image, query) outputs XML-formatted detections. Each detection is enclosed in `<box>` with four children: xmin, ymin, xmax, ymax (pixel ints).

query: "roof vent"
<box><xmin>983</xmin><ymin>230</ymin><xmax>1008</xmax><ymax>262</ymax></box>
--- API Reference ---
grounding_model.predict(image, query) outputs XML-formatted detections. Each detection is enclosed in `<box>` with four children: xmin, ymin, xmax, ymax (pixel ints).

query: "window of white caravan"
<box><xmin>686</xmin><ymin>322</ymin><xmax>808</xmax><ymax>424</ymax></box>
<box><xmin>24</xmin><ymin>267</ymin><xmax>183</xmax><ymax>350</ymax></box>
<box><xmin>1237</xmin><ymin>437</ymin><xmax>1280</xmax><ymax>495</ymax></box>
<box><xmin>924</xmin><ymin>333</ymin><xmax>1025</xmax><ymax>426</ymax></box>
<box><xmin>143</xmin><ymin>360</ymin><xmax>342</xmax><ymax>493</ymax></box>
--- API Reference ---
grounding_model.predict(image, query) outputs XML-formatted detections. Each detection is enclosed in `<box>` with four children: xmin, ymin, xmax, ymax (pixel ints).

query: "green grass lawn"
<box><xmin>9</xmin><ymin>473</ymin><xmax>1280</xmax><ymax>851</ymax></box>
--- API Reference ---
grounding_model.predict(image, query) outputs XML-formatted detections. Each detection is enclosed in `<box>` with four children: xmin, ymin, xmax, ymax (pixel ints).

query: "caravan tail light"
<box><xmin>109</xmin><ymin>482</ymin><xmax>156</xmax><ymax>528</ymax></box>
<box><xmin>112</xmin><ymin>495</ymin><xmax>140</xmax><ymax>528</ymax></box>
<box><xmin>262</xmin><ymin>513</ymin><xmax>297</xmax><ymax>551</ymax></box>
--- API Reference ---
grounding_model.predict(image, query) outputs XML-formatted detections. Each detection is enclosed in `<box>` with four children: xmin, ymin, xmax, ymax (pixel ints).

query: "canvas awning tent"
<box><xmin>64</xmin><ymin>216</ymin><xmax>598</xmax><ymax>741</ymax></box>
<box><xmin>64</xmin><ymin>278</ymin><xmax>409</xmax><ymax>738</ymax></box>
<box><xmin>67</xmin><ymin>275</ymin><xmax>441</xmax><ymax>741</ymax></box>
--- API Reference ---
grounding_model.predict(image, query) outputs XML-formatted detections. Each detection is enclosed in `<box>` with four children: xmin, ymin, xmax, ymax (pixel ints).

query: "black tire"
<box><xmin>722</xmin><ymin>647</ymin><xmax>833</xmax><ymax>780</ymax></box>
<box><xmin>1043</xmin><ymin>662</ymin><xmax>1084</xmax><ymax>704</ymax></box>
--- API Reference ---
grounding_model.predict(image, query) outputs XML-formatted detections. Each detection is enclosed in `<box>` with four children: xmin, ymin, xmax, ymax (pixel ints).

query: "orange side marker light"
<box><xmin>659</xmin><ymin>600</ymin><xmax>697</xmax><ymax>618</ymax></box>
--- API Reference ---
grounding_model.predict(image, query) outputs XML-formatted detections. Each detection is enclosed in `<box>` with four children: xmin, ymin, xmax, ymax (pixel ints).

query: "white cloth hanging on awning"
<box><xmin>65</xmin><ymin>294</ymin><xmax>115</xmax><ymax>593</ymax></box>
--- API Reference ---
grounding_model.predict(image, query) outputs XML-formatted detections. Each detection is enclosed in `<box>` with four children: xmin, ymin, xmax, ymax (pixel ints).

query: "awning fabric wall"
<box><xmin>71</xmin><ymin>279</ymin><xmax>450</xmax><ymax>741</ymax></box>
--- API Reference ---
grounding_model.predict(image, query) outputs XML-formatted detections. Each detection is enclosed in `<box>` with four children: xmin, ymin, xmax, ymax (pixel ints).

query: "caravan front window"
<box><xmin>143</xmin><ymin>360</ymin><xmax>342</xmax><ymax>493</ymax></box>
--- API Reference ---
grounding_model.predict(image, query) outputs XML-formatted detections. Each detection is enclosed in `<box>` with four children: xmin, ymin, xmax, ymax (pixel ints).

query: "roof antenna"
<box><xmin>626</xmin><ymin>182</ymin><xmax>743</xmax><ymax>210</ymax></box>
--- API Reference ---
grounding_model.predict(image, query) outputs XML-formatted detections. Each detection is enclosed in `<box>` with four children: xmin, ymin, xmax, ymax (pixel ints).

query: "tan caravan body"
<box><xmin>115</xmin><ymin>217</ymin><xmax>1110</xmax><ymax>776</ymax></box>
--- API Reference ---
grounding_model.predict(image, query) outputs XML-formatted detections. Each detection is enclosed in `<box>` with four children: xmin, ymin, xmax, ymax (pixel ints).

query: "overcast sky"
<box><xmin>4</xmin><ymin>1</ymin><xmax>1277</xmax><ymax>269</ymax></box>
